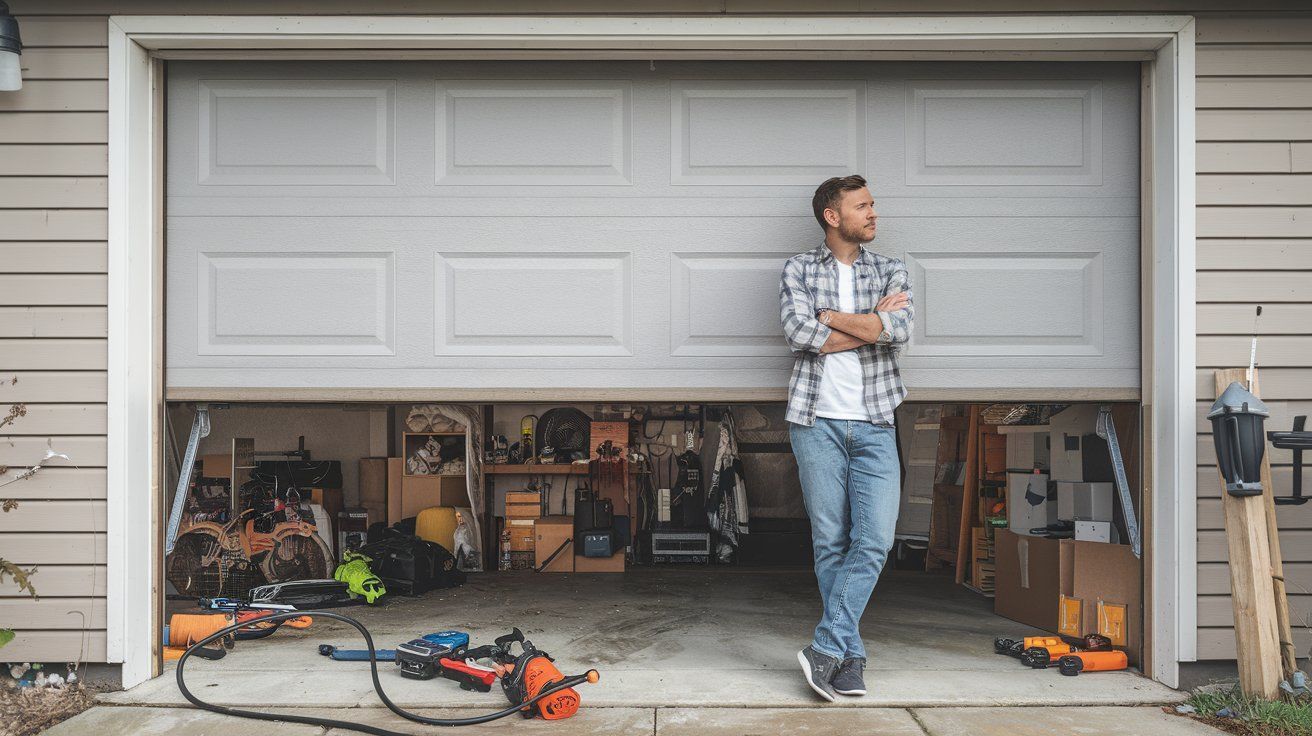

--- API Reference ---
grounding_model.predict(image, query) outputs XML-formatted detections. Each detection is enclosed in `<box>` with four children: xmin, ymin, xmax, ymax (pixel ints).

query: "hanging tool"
<box><xmin>166</xmin><ymin>404</ymin><xmax>210</xmax><ymax>554</ymax></box>
<box><xmin>520</xmin><ymin>415</ymin><xmax>537</xmax><ymax>463</ymax></box>
<box><xmin>1097</xmin><ymin>405</ymin><xmax>1141</xmax><ymax>558</ymax></box>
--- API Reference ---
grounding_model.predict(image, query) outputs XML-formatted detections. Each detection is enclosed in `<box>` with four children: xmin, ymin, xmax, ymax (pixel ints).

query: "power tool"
<box><xmin>493</xmin><ymin>628</ymin><xmax>589</xmax><ymax>720</ymax></box>
<box><xmin>322</xmin><ymin>630</ymin><xmax>469</xmax><ymax>662</ymax></box>
<box><xmin>438</xmin><ymin>656</ymin><xmax>499</xmax><ymax>692</ymax></box>
<box><xmin>1059</xmin><ymin>650</ymin><xmax>1128</xmax><ymax>676</ymax></box>
<box><xmin>176</xmin><ymin>610</ymin><xmax>601</xmax><ymax>730</ymax></box>
<box><xmin>1020</xmin><ymin>644</ymin><xmax>1073</xmax><ymax>668</ymax></box>
<box><xmin>396</xmin><ymin>639</ymin><xmax>450</xmax><ymax>679</ymax></box>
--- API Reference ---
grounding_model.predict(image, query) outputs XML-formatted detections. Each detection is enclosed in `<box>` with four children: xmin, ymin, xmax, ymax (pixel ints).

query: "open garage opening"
<box><xmin>158</xmin><ymin>399</ymin><xmax>1150</xmax><ymax>705</ymax></box>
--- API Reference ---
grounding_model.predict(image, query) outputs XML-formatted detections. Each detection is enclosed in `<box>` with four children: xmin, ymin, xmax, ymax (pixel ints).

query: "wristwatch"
<box><xmin>817</xmin><ymin>309</ymin><xmax>833</xmax><ymax>326</ymax></box>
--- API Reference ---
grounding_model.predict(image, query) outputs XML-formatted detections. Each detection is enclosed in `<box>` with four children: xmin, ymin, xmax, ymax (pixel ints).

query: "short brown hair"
<box><xmin>812</xmin><ymin>175</ymin><xmax>868</xmax><ymax>229</ymax></box>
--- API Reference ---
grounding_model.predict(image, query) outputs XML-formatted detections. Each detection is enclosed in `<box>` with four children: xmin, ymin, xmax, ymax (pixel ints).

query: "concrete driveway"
<box><xmin>59</xmin><ymin>569</ymin><xmax>1199</xmax><ymax>733</ymax></box>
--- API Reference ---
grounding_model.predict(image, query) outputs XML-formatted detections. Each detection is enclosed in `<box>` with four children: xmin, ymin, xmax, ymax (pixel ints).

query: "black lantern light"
<box><xmin>0</xmin><ymin>1</ymin><xmax>21</xmax><ymax>92</ymax></box>
<box><xmin>1209</xmin><ymin>381</ymin><xmax>1269</xmax><ymax>497</ymax></box>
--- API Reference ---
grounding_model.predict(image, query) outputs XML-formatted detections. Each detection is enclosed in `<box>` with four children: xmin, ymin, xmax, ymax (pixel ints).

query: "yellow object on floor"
<box><xmin>416</xmin><ymin>506</ymin><xmax>458</xmax><ymax>552</ymax></box>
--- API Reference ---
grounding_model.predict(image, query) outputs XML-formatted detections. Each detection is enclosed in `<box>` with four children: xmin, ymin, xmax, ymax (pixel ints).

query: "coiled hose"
<box><xmin>176</xmin><ymin>610</ymin><xmax>599</xmax><ymax>733</ymax></box>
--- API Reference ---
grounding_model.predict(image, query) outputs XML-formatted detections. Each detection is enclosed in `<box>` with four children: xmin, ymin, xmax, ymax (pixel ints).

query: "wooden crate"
<box><xmin>506</xmin><ymin>519</ymin><xmax>536</xmax><ymax>552</ymax></box>
<box><xmin>505</xmin><ymin>490</ymin><xmax>541</xmax><ymax>519</ymax></box>
<box><xmin>971</xmin><ymin>526</ymin><xmax>992</xmax><ymax>560</ymax></box>
<box><xmin>972</xmin><ymin>560</ymin><xmax>996</xmax><ymax>594</ymax></box>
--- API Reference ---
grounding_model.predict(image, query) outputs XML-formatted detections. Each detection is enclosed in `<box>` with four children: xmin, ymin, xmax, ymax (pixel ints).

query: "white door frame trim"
<box><xmin>106</xmin><ymin>14</ymin><xmax>1196</xmax><ymax>689</ymax></box>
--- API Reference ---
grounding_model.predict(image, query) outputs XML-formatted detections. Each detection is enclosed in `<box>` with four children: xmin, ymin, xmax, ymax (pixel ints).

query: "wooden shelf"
<box><xmin>485</xmin><ymin>464</ymin><xmax>590</xmax><ymax>475</ymax></box>
<box><xmin>484</xmin><ymin>464</ymin><xmax>638</xmax><ymax>476</ymax></box>
<box><xmin>402</xmin><ymin>472</ymin><xmax>466</xmax><ymax>479</ymax></box>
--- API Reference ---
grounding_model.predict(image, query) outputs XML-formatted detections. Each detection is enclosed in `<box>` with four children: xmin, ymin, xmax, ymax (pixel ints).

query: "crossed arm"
<box><xmin>779</xmin><ymin>259</ymin><xmax>914</xmax><ymax>355</ymax></box>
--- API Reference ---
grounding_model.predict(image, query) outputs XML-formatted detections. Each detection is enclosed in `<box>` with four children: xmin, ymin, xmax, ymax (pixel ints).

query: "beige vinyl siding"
<box><xmin>1194</xmin><ymin>15</ymin><xmax>1312</xmax><ymax>661</ymax></box>
<box><xmin>0</xmin><ymin>13</ymin><xmax>108</xmax><ymax>664</ymax></box>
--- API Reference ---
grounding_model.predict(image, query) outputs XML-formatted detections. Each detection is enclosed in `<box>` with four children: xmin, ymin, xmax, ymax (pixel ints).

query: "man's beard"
<box><xmin>838</xmin><ymin>221</ymin><xmax>874</xmax><ymax>244</ymax></box>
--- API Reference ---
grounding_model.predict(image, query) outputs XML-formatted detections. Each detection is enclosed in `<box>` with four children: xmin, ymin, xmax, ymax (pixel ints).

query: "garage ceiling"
<box><xmin>165</xmin><ymin>61</ymin><xmax>1139</xmax><ymax>399</ymax></box>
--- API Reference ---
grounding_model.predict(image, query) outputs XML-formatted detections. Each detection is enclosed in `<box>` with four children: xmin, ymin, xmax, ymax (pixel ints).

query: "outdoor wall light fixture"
<box><xmin>0</xmin><ymin>1</ymin><xmax>21</xmax><ymax>92</ymax></box>
<box><xmin>1209</xmin><ymin>381</ymin><xmax>1269</xmax><ymax>497</ymax></box>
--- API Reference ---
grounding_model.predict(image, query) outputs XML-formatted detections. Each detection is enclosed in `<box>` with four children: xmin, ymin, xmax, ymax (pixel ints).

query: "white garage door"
<box><xmin>166</xmin><ymin>61</ymin><xmax>1139</xmax><ymax>398</ymax></box>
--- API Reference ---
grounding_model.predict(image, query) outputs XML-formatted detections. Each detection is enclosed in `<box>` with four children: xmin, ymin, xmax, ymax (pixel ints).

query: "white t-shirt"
<box><xmin>814</xmin><ymin>261</ymin><xmax>870</xmax><ymax>421</ymax></box>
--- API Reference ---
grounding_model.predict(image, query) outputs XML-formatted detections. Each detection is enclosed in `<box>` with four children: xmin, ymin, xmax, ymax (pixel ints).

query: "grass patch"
<box><xmin>1182</xmin><ymin>686</ymin><xmax>1312</xmax><ymax>736</ymax></box>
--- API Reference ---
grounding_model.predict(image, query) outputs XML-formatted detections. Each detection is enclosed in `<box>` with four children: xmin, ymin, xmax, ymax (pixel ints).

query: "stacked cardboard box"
<box><xmin>504</xmin><ymin>491</ymin><xmax>541</xmax><ymax>567</ymax></box>
<box><xmin>993</xmin><ymin>529</ymin><xmax>1142</xmax><ymax>665</ymax></box>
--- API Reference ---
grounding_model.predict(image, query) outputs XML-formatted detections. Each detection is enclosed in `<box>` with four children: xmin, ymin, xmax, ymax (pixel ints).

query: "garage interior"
<box><xmin>145</xmin><ymin>58</ymin><xmax>1164</xmax><ymax>707</ymax></box>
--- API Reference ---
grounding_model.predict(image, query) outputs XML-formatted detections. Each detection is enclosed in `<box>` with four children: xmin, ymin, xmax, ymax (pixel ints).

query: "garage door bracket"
<box><xmin>166</xmin><ymin>404</ymin><xmax>211</xmax><ymax>554</ymax></box>
<box><xmin>1097</xmin><ymin>405</ymin><xmax>1140</xmax><ymax>558</ymax></box>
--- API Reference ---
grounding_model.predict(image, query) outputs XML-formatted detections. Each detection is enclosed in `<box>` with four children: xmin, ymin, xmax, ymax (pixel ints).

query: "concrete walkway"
<box><xmin>46</xmin><ymin>704</ymin><xmax>1225</xmax><ymax>735</ymax></box>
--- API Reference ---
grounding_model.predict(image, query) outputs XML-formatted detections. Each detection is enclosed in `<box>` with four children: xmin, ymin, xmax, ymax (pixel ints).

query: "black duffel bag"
<box><xmin>360</xmin><ymin>530</ymin><xmax>465</xmax><ymax>596</ymax></box>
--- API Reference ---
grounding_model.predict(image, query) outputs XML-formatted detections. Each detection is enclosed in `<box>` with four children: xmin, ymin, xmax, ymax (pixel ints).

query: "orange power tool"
<box><xmin>493</xmin><ymin>628</ymin><xmax>598</xmax><ymax>720</ymax></box>
<box><xmin>1058</xmin><ymin>650</ymin><xmax>1128</xmax><ymax>676</ymax></box>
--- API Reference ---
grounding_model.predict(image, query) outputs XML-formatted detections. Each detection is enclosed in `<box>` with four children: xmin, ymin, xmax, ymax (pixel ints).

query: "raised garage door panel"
<box><xmin>166</xmin><ymin>62</ymin><xmax>1139</xmax><ymax>395</ymax></box>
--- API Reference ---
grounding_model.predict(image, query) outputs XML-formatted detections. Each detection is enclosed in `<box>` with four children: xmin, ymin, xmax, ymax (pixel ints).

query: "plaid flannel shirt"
<box><xmin>779</xmin><ymin>243</ymin><xmax>913</xmax><ymax>427</ymax></box>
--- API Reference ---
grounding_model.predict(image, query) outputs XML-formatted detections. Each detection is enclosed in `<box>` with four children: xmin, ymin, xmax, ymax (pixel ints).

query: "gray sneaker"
<box><xmin>832</xmin><ymin>657</ymin><xmax>867</xmax><ymax>696</ymax></box>
<box><xmin>797</xmin><ymin>646</ymin><xmax>840</xmax><ymax>702</ymax></box>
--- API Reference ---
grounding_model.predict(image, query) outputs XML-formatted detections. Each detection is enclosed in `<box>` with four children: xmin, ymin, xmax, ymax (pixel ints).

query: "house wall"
<box><xmin>0</xmin><ymin>0</ymin><xmax>1307</xmax><ymax>668</ymax></box>
<box><xmin>1193</xmin><ymin>17</ymin><xmax>1312</xmax><ymax>660</ymax></box>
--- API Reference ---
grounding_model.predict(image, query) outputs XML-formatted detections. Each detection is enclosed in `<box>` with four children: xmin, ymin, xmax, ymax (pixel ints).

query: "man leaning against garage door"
<box><xmin>779</xmin><ymin>175</ymin><xmax>914</xmax><ymax>702</ymax></box>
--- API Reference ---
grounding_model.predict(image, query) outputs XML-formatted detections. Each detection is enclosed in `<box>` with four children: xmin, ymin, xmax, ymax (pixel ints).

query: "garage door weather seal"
<box><xmin>175</xmin><ymin>610</ymin><xmax>600</xmax><ymax>733</ymax></box>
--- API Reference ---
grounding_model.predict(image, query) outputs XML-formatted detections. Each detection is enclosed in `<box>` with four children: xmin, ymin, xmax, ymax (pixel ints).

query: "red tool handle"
<box><xmin>440</xmin><ymin>657</ymin><xmax>498</xmax><ymax>686</ymax></box>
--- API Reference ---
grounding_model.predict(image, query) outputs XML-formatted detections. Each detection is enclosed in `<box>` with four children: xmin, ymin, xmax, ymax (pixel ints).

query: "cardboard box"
<box><xmin>574</xmin><ymin>551</ymin><xmax>624</xmax><ymax>573</ymax></box>
<box><xmin>534</xmin><ymin>516</ymin><xmax>574</xmax><ymax>573</ymax></box>
<box><xmin>506</xmin><ymin>519</ymin><xmax>536</xmax><ymax>552</ymax></box>
<box><xmin>1002</xmin><ymin>425</ymin><xmax>1049</xmax><ymax>472</ymax></box>
<box><xmin>1072</xmin><ymin>540</ymin><xmax>1142</xmax><ymax>665</ymax></box>
<box><xmin>202</xmin><ymin>453</ymin><xmax>232</xmax><ymax>479</ymax></box>
<box><xmin>1047</xmin><ymin>405</ymin><xmax>1101</xmax><ymax>482</ymax></box>
<box><xmin>1074</xmin><ymin>520</ymin><xmax>1115</xmax><ymax>543</ymax></box>
<box><xmin>1006</xmin><ymin>472</ymin><xmax>1052</xmax><ymax>536</ymax></box>
<box><xmin>1056</xmin><ymin>482</ymin><xmax>1114</xmax><ymax>522</ymax></box>
<box><xmin>993</xmin><ymin>530</ymin><xmax>1073</xmax><ymax>632</ymax></box>
<box><xmin>358</xmin><ymin>458</ymin><xmax>388</xmax><ymax>525</ymax></box>
<box><xmin>438</xmin><ymin>475</ymin><xmax>468</xmax><ymax>507</ymax></box>
<box><xmin>997</xmin><ymin>531</ymin><xmax>1142</xmax><ymax>665</ymax></box>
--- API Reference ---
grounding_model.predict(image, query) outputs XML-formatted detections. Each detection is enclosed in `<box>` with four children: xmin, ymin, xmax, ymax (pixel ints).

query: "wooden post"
<box><xmin>1216</xmin><ymin>368</ymin><xmax>1298</xmax><ymax>679</ymax></box>
<box><xmin>955</xmin><ymin>406</ymin><xmax>981</xmax><ymax>584</ymax></box>
<box><xmin>1213</xmin><ymin>369</ymin><xmax>1284</xmax><ymax>699</ymax></box>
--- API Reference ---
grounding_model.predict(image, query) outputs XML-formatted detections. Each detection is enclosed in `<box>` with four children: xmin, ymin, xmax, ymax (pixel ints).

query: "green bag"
<box><xmin>334</xmin><ymin>550</ymin><xmax>387</xmax><ymax>604</ymax></box>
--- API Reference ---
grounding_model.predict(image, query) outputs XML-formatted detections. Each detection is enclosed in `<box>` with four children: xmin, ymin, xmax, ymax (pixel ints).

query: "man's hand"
<box><xmin>876</xmin><ymin>291</ymin><xmax>909</xmax><ymax>313</ymax></box>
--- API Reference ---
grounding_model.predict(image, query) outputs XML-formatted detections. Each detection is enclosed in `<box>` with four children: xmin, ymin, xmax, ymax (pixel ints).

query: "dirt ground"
<box><xmin>0</xmin><ymin>686</ymin><xmax>96</xmax><ymax>736</ymax></box>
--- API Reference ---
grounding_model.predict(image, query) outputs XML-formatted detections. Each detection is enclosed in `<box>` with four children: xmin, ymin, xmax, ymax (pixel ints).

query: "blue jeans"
<box><xmin>790</xmin><ymin>418</ymin><xmax>900</xmax><ymax>661</ymax></box>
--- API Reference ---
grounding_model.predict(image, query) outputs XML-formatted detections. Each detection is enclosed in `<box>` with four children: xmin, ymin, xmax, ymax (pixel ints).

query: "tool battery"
<box><xmin>422</xmin><ymin>630</ymin><xmax>470</xmax><ymax>651</ymax></box>
<box><xmin>396</xmin><ymin>639</ymin><xmax>455</xmax><ymax>680</ymax></box>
